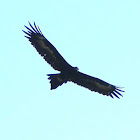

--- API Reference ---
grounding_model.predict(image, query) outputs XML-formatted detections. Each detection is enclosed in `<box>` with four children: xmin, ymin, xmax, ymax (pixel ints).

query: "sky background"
<box><xmin>0</xmin><ymin>0</ymin><xmax>140</xmax><ymax>140</ymax></box>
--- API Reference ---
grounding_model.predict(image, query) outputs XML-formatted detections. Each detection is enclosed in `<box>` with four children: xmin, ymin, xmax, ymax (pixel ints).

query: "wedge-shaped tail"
<box><xmin>47</xmin><ymin>73</ymin><xmax>68</xmax><ymax>90</ymax></box>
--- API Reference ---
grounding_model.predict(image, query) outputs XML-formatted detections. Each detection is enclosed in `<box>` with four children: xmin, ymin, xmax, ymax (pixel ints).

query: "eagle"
<box><xmin>23</xmin><ymin>22</ymin><xmax>124</xmax><ymax>99</ymax></box>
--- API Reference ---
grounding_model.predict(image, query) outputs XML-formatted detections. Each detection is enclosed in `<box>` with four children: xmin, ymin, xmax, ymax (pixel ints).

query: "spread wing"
<box><xmin>22</xmin><ymin>22</ymin><xmax>73</xmax><ymax>71</ymax></box>
<box><xmin>71</xmin><ymin>71</ymin><xmax>124</xmax><ymax>98</ymax></box>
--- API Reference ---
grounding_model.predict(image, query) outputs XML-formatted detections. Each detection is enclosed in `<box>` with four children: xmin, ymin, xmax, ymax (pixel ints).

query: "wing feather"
<box><xmin>22</xmin><ymin>22</ymin><xmax>72</xmax><ymax>71</ymax></box>
<box><xmin>71</xmin><ymin>71</ymin><xmax>124</xmax><ymax>98</ymax></box>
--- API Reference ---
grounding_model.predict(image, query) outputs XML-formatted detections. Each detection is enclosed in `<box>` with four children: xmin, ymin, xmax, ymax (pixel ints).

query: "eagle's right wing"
<box><xmin>22</xmin><ymin>22</ymin><xmax>72</xmax><ymax>72</ymax></box>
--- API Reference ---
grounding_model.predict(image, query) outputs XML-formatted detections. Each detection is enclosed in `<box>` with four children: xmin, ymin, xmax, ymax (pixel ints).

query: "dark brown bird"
<box><xmin>23</xmin><ymin>22</ymin><xmax>124</xmax><ymax>99</ymax></box>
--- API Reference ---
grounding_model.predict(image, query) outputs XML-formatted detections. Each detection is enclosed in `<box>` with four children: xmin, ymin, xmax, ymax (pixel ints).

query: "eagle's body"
<box><xmin>23</xmin><ymin>22</ymin><xmax>124</xmax><ymax>98</ymax></box>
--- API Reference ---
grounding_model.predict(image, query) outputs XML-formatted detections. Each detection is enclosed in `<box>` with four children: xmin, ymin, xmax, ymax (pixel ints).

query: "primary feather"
<box><xmin>23</xmin><ymin>22</ymin><xmax>124</xmax><ymax>99</ymax></box>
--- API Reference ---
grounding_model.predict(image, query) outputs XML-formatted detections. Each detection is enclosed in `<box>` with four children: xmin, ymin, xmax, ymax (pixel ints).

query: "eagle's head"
<box><xmin>74</xmin><ymin>67</ymin><xmax>79</xmax><ymax>71</ymax></box>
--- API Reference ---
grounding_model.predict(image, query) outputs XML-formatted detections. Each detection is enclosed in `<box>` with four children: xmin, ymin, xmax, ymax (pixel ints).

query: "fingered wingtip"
<box><xmin>109</xmin><ymin>86</ymin><xmax>124</xmax><ymax>99</ymax></box>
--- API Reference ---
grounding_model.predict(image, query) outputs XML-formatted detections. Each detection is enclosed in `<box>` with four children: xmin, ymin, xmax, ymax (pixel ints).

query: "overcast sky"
<box><xmin>0</xmin><ymin>0</ymin><xmax>140</xmax><ymax>140</ymax></box>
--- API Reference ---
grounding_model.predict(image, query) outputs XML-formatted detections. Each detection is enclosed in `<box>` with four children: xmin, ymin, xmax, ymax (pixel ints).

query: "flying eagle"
<box><xmin>23</xmin><ymin>22</ymin><xmax>124</xmax><ymax>99</ymax></box>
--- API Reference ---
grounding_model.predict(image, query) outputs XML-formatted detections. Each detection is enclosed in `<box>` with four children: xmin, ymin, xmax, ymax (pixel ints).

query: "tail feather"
<box><xmin>47</xmin><ymin>73</ymin><xmax>67</xmax><ymax>90</ymax></box>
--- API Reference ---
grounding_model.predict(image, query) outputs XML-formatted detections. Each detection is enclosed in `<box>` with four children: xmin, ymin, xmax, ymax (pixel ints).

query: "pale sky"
<box><xmin>0</xmin><ymin>0</ymin><xmax>140</xmax><ymax>140</ymax></box>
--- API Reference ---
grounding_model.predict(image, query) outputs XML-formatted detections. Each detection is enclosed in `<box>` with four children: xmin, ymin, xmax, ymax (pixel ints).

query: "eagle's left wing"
<box><xmin>71</xmin><ymin>71</ymin><xmax>124</xmax><ymax>98</ymax></box>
